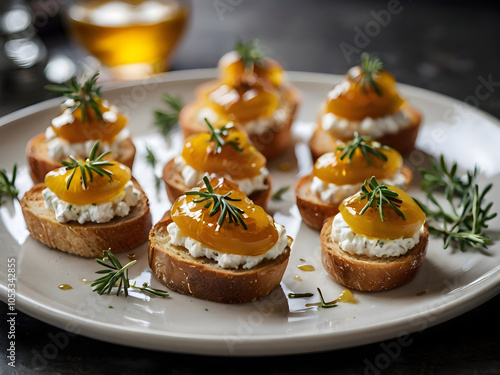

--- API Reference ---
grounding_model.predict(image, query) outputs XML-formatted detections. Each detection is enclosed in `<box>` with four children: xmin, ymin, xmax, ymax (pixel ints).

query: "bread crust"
<box><xmin>148</xmin><ymin>214</ymin><xmax>292</xmax><ymax>304</ymax></box>
<box><xmin>20</xmin><ymin>180</ymin><xmax>152</xmax><ymax>258</ymax></box>
<box><xmin>308</xmin><ymin>105</ymin><xmax>422</xmax><ymax>161</ymax></box>
<box><xmin>179</xmin><ymin>83</ymin><xmax>301</xmax><ymax>160</ymax></box>
<box><xmin>295</xmin><ymin>166</ymin><xmax>413</xmax><ymax>230</ymax></box>
<box><xmin>320</xmin><ymin>216</ymin><xmax>428</xmax><ymax>291</ymax></box>
<box><xmin>26</xmin><ymin>133</ymin><xmax>136</xmax><ymax>184</ymax></box>
<box><xmin>162</xmin><ymin>158</ymin><xmax>272</xmax><ymax>209</ymax></box>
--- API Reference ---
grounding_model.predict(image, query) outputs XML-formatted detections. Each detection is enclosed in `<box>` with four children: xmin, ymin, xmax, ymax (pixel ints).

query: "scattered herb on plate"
<box><xmin>271</xmin><ymin>185</ymin><xmax>290</xmax><ymax>201</ymax></box>
<box><xmin>154</xmin><ymin>94</ymin><xmax>183</xmax><ymax>140</ymax></box>
<box><xmin>0</xmin><ymin>164</ymin><xmax>19</xmax><ymax>206</ymax></box>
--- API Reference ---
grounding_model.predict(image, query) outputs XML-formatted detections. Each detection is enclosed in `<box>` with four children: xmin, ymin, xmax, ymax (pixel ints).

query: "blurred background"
<box><xmin>1</xmin><ymin>0</ymin><xmax>499</xmax><ymax>118</ymax></box>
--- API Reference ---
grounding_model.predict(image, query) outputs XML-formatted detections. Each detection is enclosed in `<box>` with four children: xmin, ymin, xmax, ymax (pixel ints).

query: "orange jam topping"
<box><xmin>171</xmin><ymin>178</ymin><xmax>278</xmax><ymax>256</ymax></box>
<box><xmin>326</xmin><ymin>63</ymin><xmax>405</xmax><ymax>121</ymax></box>
<box><xmin>339</xmin><ymin>185</ymin><xmax>425</xmax><ymax>240</ymax></box>
<box><xmin>45</xmin><ymin>161</ymin><xmax>131</xmax><ymax>205</ymax></box>
<box><xmin>313</xmin><ymin>140</ymin><xmax>402</xmax><ymax>185</ymax></box>
<box><xmin>51</xmin><ymin>98</ymin><xmax>127</xmax><ymax>143</ymax></box>
<box><xmin>181</xmin><ymin>126</ymin><xmax>266</xmax><ymax>180</ymax></box>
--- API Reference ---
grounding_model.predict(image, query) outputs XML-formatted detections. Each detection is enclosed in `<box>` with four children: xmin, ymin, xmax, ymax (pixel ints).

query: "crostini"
<box><xmin>179</xmin><ymin>39</ymin><xmax>301</xmax><ymax>160</ymax></box>
<box><xmin>148</xmin><ymin>176</ymin><xmax>293</xmax><ymax>304</ymax></box>
<box><xmin>26</xmin><ymin>71</ymin><xmax>136</xmax><ymax>184</ymax></box>
<box><xmin>295</xmin><ymin>133</ymin><xmax>412</xmax><ymax>230</ymax></box>
<box><xmin>309</xmin><ymin>53</ymin><xmax>422</xmax><ymax>160</ymax></box>
<box><xmin>321</xmin><ymin>177</ymin><xmax>428</xmax><ymax>292</ymax></box>
<box><xmin>21</xmin><ymin>142</ymin><xmax>151</xmax><ymax>258</ymax></box>
<box><xmin>163</xmin><ymin>119</ymin><xmax>272</xmax><ymax>209</ymax></box>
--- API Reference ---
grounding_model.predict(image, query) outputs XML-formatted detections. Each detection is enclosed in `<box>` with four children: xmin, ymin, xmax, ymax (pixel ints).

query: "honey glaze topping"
<box><xmin>181</xmin><ymin>123</ymin><xmax>266</xmax><ymax>179</ymax></box>
<box><xmin>325</xmin><ymin>53</ymin><xmax>405</xmax><ymax>121</ymax></box>
<box><xmin>171</xmin><ymin>177</ymin><xmax>279</xmax><ymax>256</ymax></box>
<box><xmin>339</xmin><ymin>183</ymin><xmax>425</xmax><ymax>240</ymax></box>
<box><xmin>313</xmin><ymin>139</ymin><xmax>402</xmax><ymax>185</ymax></box>
<box><xmin>45</xmin><ymin>154</ymin><xmax>131</xmax><ymax>205</ymax></box>
<box><xmin>51</xmin><ymin>98</ymin><xmax>127</xmax><ymax>143</ymax></box>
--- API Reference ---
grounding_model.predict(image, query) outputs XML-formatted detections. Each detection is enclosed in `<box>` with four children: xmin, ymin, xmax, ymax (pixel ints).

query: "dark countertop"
<box><xmin>1</xmin><ymin>1</ymin><xmax>500</xmax><ymax>374</ymax></box>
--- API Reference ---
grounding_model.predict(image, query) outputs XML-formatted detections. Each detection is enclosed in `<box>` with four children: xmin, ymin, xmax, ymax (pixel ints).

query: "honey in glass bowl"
<box><xmin>65</xmin><ymin>0</ymin><xmax>189</xmax><ymax>80</ymax></box>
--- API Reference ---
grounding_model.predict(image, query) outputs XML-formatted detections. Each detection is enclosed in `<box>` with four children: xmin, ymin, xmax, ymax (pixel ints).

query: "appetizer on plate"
<box><xmin>309</xmin><ymin>53</ymin><xmax>422</xmax><ymax>160</ymax></box>
<box><xmin>321</xmin><ymin>177</ymin><xmax>428</xmax><ymax>291</ymax></box>
<box><xmin>26</xmin><ymin>71</ymin><xmax>136</xmax><ymax>184</ymax></box>
<box><xmin>148</xmin><ymin>176</ymin><xmax>293</xmax><ymax>304</ymax></box>
<box><xmin>179</xmin><ymin>39</ymin><xmax>301</xmax><ymax>159</ymax></box>
<box><xmin>162</xmin><ymin>119</ymin><xmax>272</xmax><ymax>209</ymax></box>
<box><xmin>295</xmin><ymin>133</ymin><xmax>412</xmax><ymax>229</ymax></box>
<box><xmin>21</xmin><ymin>142</ymin><xmax>151</xmax><ymax>258</ymax></box>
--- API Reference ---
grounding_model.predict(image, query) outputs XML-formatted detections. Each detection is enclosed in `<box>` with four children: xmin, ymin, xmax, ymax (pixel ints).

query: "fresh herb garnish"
<box><xmin>305</xmin><ymin>288</ymin><xmax>338</xmax><ymax>309</ymax></box>
<box><xmin>337</xmin><ymin>132</ymin><xmax>389</xmax><ymax>165</ymax></box>
<box><xmin>154</xmin><ymin>94</ymin><xmax>183</xmax><ymax>138</ymax></box>
<box><xmin>0</xmin><ymin>164</ymin><xmax>18</xmax><ymax>205</ymax></box>
<box><xmin>92</xmin><ymin>250</ymin><xmax>169</xmax><ymax>297</ymax></box>
<box><xmin>288</xmin><ymin>292</ymin><xmax>314</xmax><ymax>299</ymax></box>
<box><xmin>61</xmin><ymin>141</ymin><xmax>114</xmax><ymax>190</ymax></box>
<box><xmin>271</xmin><ymin>185</ymin><xmax>290</xmax><ymax>201</ymax></box>
<box><xmin>144</xmin><ymin>145</ymin><xmax>161</xmax><ymax>191</ymax></box>
<box><xmin>359</xmin><ymin>177</ymin><xmax>406</xmax><ymax>222</ymax></box>
<box><xmin>359</xmin><ymin>52</ymin><xmax>383</xmax><ymax>97</ymax></box>
<box><xmin>205</xmin><ymin>118</ymin><xmax>243</xmax><ymax>154</ymax></box>
<box><xmin>185</xmin><ymin>176</ymin><xmax>247</xmax><ymax>230</ymax></box>
<box><xmin>417</xmin><ymin>155</ymin><xmax>496</xmax><ymax>252</ymax></box>
<box><xmin>234</xmin><ymin>39</ymin><xmax>264</xmax><ymax>70</ymax></box>
<box><xmin>45</xmin><ymin>70</ymin><xmax>103</xmax><ymax>123</ymax></box>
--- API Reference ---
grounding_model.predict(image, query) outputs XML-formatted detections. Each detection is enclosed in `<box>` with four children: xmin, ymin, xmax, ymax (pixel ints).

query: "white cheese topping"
<box><xmin>44</xmin><ymin>126</ymin><xmax>130</xmax><ymax>162</ymax></box>
<box><xmin>174</xmin><ymin>155</ymin><xmax>269</xmax><ymax>196</ymax></box>
<box><xmin>166</xmin><ymin>221</ymin><xmax>289</xmax><ymax>269</ymax></box>
<box><xmin>321</xmin><ymin>109</ymin><xmax>411</xmax><ymax>139</ymax></box>
<box><xmin>196</xmin><ymin>100</ymin><xmax>293</xmax><ymax>136</ymax></box>
<box><xmin>43</xmin><ymin>181</ymin><xmax>140</xmax><ymax>224</ymax></box>
<box><xmin>331</xmin><ymin>213</ymin><xmax>424</xmax><ymax>258</ymax></box>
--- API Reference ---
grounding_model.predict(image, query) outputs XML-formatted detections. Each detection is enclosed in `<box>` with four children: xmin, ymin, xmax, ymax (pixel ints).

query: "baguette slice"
<box><xmin>148</xmin><ymin>213</ymin><xmax>292</xmax><ymax>304</ymax></box>
<box><xmin>179</xmin><ymin>82</ymin><xmax>301</xmax><ymax>160</ymax></box>
<box><xmin>295</xmin><ymin>166</ymin><xmax>413</xmax><ymax>230</ymax></box>
<box><xmin>20</xmin><ymin>180</ymin><xmax>152</xmax><ymax>258</ymax></box>
<box><xmin>162</xmin><ymin>158</ymin><xmax>272</xmax><ymax>209</ymax></box>
<box><xmin>26</xmin><ymin>133</ymin><xmax>136</xmax><ymax>184</ymax></box>
<box><xmin>320</xmin><ymin>215</ymin><xmax>428</xmax><ymax>291</ymax></box>
<box><xmin>309</xmin><ymin>105</ymin><xmax>422</xmax><ymax>161</ymax></box>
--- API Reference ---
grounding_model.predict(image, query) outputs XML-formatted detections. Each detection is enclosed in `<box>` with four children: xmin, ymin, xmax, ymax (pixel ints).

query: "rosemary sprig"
<box><xmin>0</xmin><ymin>164</ymin><xmax>19</xmax><ymax>205</ymax></box>
<box><xmin>416</xmin><ymin>156</ymin><xmax>496</xmax><ymax>252</ymax></box>
<box><xmin>61</xmin><ymin>141</ymin><xmax>114</xmax><ymax>190</ymax></box>
<box><xmin>91</xmin><ymin>250</ymin><xmax>169</xmax><ymax>297</ymax></box>
<box><xmin>154</xmin><ymin>94</ymin><xmax>183</xmax><ymax>138</ymax></box>
<box><xmin>359</xmin><ymin>177</ymin><xmax>406</xmax><ymax>222</ymax></box>
<box><xmin>144</xmin><ymin>145</ymin><xmax>161</xmax><ymax>191</ymax></box>
<box><xmin>45</xmin><ymin>70</ymin><xmax>103</xmax><ymax>123</ymax></box>
<box><xmin>204</xmin><ymin>118</ymin><xmax>243</xmax><ymax>154</ymax></box>
<box><xmin>337</xmin><ymin>132</ymin><xmax>390</xmax><ymax>165</ymax></box>
<box><xmin>271</xmin><ymin>186</ymin><xmax>290</xmax><ymax>201</ymax></box>
<box><xmin>185</xmin><ymin>176</ymin><xmax>247</xmax><ymax>230</ymax></box>
<box><xmin>359</xmin><ymin>52</ymin><xmax>383</xmax><ymax>96</ymax></box>
<box><xmin>234</xmin><ymin>39</ymin><xmax>264</xmax><ymax>70</ymax></box>
<box><xmin>288</xmin><ymin>292</ymin><xmax>314</xmax><ymax>299</ymax></box>
<box><xmin>305</xmin><ymin>288</ymin><xmax>338</xmax><ymax>309</ymax></box>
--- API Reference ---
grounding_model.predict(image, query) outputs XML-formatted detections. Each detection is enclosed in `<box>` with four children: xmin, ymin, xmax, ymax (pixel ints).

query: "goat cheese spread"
<box><xmin>321</xmin><ymin>109</ymin><xmax>411</xmax><ymax>139</ymax></box>
<box><xmin>43</xmin><ymin>181</ymin><xmax>140</xmax><ymax>224</ymax></box>
<box><xmin>332</xmin><ymin>213</ymin><xmax>424</xmax><ymax>258</ymax></box>
<box><xmin>174</xmin><ymin>155</ymin><xmax>269</xmax><ymax>196</ymax></box>
<box><xmin>167</xmin><ymin>221</ymin><xmax>289</xmax><ymax>269</ymax></box>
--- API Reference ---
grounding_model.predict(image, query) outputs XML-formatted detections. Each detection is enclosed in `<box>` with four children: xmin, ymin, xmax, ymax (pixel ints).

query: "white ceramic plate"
<box><xmin>1</xmin><ymin>70</ymin><xmax>499</xmax><ymax>356</ymax></box>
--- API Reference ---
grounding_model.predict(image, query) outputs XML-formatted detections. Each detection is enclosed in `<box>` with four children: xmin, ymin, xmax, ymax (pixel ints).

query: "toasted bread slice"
<box><xmin>26</xmin><ymin>133</ymin><xmax>136</xmax><ymax>184</ymax></box>
<box><xmin>308</xmin><ymin>105</ymin><xmax>422</xmax><ymax>161</ymax></box>
<box><xmin>162</xmin><ymin>158</ymin><xmax>272</xmax><ymax>209</ymax></box>
<box><xmin>179</xmin><ymin>83</ymin><xmax>301</xmax><ymax>160</ymax></box>
<box><xmin>320</xmin><ymin>215</ymin><xmax>428</xmax><ymax>291</ymax></box>
<box><xmin>20</xmin><ymin>180</ymin><xmax>151</xmax><ymax>258</ymax></box>
<box><xmin>148</xmin><ymin>214</ymin><xmax>292</xmax><ymax>304</ymax></box>
<box><xmin>295</xmin><ymin>166</ymin><xmax>413</xmax><ymax>230</ymax></box>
